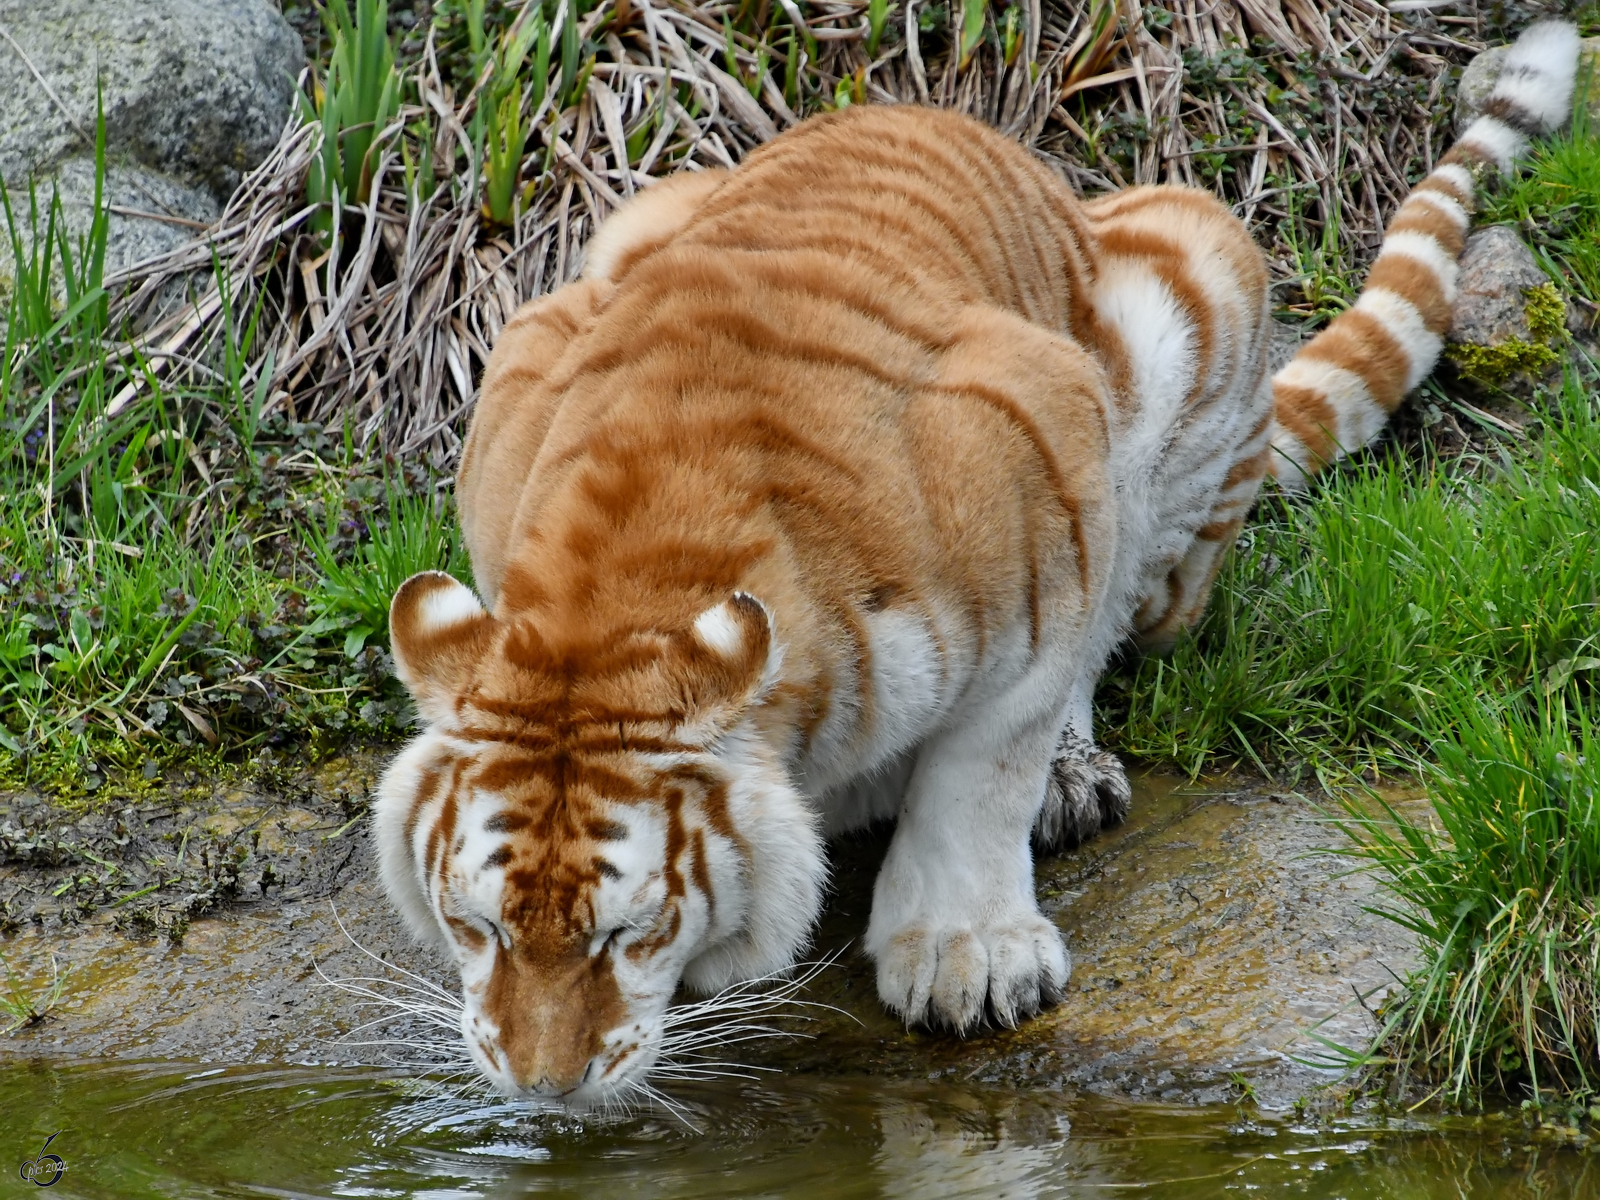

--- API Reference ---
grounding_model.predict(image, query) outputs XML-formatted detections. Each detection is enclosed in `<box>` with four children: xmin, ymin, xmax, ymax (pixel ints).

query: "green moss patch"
<box><xmin>1523</xmin><ymin>281</ymin><xmax>1568</xmax><ymax>343</ymax></box>
<box><xmin>1445</xmin><ymin>283</ymin><xmax>1567</xmax><ymax>386</ymax></box>
<box><xmin>1446</xmin><ymin>338</ymin><xmax>1562</xmax><ymax>386</ymax></box>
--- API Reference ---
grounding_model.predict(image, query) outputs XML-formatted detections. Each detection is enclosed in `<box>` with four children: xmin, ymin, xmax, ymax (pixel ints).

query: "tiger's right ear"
<box><xmin>389</xmin><ymin>571</ymin><xmax>496</xmax><ymax>724</ymax></box>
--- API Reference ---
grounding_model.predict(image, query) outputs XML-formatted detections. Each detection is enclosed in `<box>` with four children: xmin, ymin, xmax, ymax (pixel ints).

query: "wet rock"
<box><xmin>1455</xmin><ymin>36</ymin><xmax>1600</xmax><ymax>133</ymax></box>
<box><xmin>1445</xmin><ymin>225</ymin><xmax>1565</xmax><ymax>393</ymax></box>
<box><xmin>759</xmin><ymin>778</ymin><xmax>1416</xmax><ymax>1108</ymax></box>
<box><xmin>0</xmin><ymin>750</ymin><xmax>382</xmax><ymax>939</ymax></box>
<box><xmin>0</xmin><ymin>0</ymin><xmax>303</xmax><ymax>296</ymax></box>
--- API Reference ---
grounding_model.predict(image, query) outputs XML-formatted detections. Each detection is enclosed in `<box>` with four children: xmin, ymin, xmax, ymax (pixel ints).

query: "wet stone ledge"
<box><xmin>0</xmin><ymin>765</ymin><xmax>1414</xmax><ymax>1108</ymax></box>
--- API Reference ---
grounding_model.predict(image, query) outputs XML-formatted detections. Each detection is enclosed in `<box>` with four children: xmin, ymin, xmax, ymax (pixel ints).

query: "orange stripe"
<box><xmin>1440</xmin><ymin>141</ymin><xmax>1495</xmax><ymax>173</ymax></box>
<box><xmin>1386</xmin><ymin>203</ymin><xmax>1466</xmax><ymax>257</ymax></box>
<box><xmin>1413</xmin><ymin>173</ymin><xmax>1473</xmax><ymax>212</ymax></box>
<box><xmin>1366</xmin><ymin>254</ymin><xmax>1453</xmax><ymax>335</ymax></box>
<box><xmin>929</xmin><ymin>378</ymin><xmax>1093</xmax><ymax>593</ymax></box>
<box><xmin>1299</xmin><ymin>309</ymin><xmax>1411</xmax><ymax>411</ymax></box>
<box><xmin>1273</xmin><ymin>380</ymin><xmax>1339</xmax><ymax>464</ymax></box>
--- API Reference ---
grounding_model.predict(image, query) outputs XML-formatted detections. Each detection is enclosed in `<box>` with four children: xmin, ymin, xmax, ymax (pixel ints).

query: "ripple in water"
<box><xmin>2</xmin><ymin>1059</ymin><xmax>1595</xmax><ymax>1198</ymax></box>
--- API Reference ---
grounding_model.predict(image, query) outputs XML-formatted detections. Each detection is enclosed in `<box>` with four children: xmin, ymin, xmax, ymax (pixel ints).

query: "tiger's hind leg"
<box><xmin>1035</xmin><ymin>675</ymin><xmax>1131</xmax><ymax>850</ymax></box>
<box><xmin>1035</xmin><ymin>452</ymin><xmax>1264</xmax><ymax>855</ymax></box>
<box><xmin>1037</xmin><ymin>360</ymin><xmax>1276</xmax><ymax>850</ymax></box>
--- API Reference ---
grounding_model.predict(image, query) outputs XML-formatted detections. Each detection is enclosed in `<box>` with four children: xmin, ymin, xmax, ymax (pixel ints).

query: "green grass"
<box><xmin>304</xmin><ymin>472</ymin><xmax>473</xmax><ymax>661</ymax></box>
<box><xmin>0</xmin><ymin>110</ymin><xmax>465</xmax><ymax>791</ymax></box>
<box><xmin>0</xmin><ymin>950</ymin><xmax>70</xmax><ymax>1033</ymax></box>
<box><xmin>1104</xmin><ymin>368</ymin><xmax>1600</xmax><ymax>777</ymax></box>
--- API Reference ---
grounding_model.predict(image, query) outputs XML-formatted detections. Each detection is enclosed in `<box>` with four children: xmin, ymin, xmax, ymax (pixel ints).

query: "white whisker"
<box><xmin>327</xmin><ymin>902</ymin><xmax>463</xmax><ymax>1004</ymax></box>
<box><xmin>651</xmin><ymin>951</ymin><xmax>853</xmax><ymax>1078</ymax></box>
<box><xmin>628</xmin><ymin>1078</ymin><xmax>701</xmax><ymax>1131</ymax></box>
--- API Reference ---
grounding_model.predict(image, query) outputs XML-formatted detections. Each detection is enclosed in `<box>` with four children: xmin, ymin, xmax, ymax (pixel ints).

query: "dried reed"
<box><xmin>97</xmin><ymin>0</ymin><xmax>1488</xmax><ymax>462</ymax></box>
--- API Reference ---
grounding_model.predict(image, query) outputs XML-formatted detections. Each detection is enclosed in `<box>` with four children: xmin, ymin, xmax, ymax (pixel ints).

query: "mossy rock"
<box><xmin>1445</xmin><ymin>228</ymin><xmax>1568</xmax><ymax>393</ymax></box>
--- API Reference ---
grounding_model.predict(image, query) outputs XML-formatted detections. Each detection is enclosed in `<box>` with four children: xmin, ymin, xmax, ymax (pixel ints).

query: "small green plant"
<box><xmin>402</xmin><ymin>111</ymin><xmax>439</xmax><ymax>205</ymax></box>
<box><xmin>1061</xmin><ymin>0</ymin><xmax>1119</xmax><ymax>93</ymax></box>
<box><xmin>723</xmin><ymin>19</ymin><xmax>770</xmax><ymax>100</ymax></box>
<box><xmin>214</xmin><ymin>254</ymin><xmax>276</xmax><ymax>465</ymax></box>
<box><xmin>560</xmin><ymin>0</ymin><xmax>581</xmax><ymax>106</ymax></box>
<box><xmin>866</xmin><ymin>0</ymin><xmax>893</xmax><ymax>58</ymax></box>
<box><xmin>304</xmin><ymin>475</ymin><xmax>472</xmax><ymax>659</ymax></box>
<box><xmin>0</xmin><ymin>952</ymin><xmax>71</xmax><ymax>1034</ymax></box>
<box><xmin>1000</xmin><ymin>6</ymin><xmax>1023</xmax><ymax>68</ymax></box>
<box><xmin>300</xmin><ymin>0</ymin><xmax>401</xmax><ymax>241</ymax></box>
<box><xmin>463</xmin><ymin>0</ymin><xmax>490</xmax><ymax>81</ymax></box>
<box><xmin>1229</xmin><ymin>1072</ymin><xmax>1259</xmax><ymax>1106</ymax></box>
<box><xmin>833</xmin><ymin>66</ymin><xmax>867</xmax><ymax>110</ymax></box>
<box><xmin>479</xmin><ymin>11</ymin><xmax>546</xmax><ymax>226</ymax></box>
<box><xmin>1277</xmin><ymin>184</ymin><xmax>1354</xmax><ymax>323</ymax></box>
<box><xmin>957</xmin><ymin>0</ymin><xmax>986</xmax><ymax>72</ymax></box>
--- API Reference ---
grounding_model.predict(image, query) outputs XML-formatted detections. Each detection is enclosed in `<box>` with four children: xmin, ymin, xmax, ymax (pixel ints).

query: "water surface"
<box><xmin>3</xmin><ymin>1060</ymin><xmax>1591</xmax><ymax>1199</ymax></box>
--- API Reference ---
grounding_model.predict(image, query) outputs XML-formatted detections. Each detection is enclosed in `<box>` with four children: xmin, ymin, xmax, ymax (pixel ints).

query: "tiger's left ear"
<box><xmin>389</xmin><ymin>571</ymin><xmax>497</xmax><ymax>724</ymax></box>
<box><xmin>680</xmin><ymin>592</ymin><xmax>782</xmax><ymax>738</ymax></box>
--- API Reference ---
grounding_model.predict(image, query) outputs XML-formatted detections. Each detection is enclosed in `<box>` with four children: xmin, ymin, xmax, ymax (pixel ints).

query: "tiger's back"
<box><xmin>457</xmin><ymin>106</ymin><xmax>1268</xmax><ymax>799</ymax></box>
<box><xmin>461</xmin><ymin>109</ymin><xmax>1126</xmax><ymax>789</ymax></box>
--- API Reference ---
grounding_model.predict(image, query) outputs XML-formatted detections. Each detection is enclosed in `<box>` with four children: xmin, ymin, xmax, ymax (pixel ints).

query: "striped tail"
<box><xmin>1267</xmin><ymin>20</ymin><xmax>1581</xmax><ymax>489</ymax></box>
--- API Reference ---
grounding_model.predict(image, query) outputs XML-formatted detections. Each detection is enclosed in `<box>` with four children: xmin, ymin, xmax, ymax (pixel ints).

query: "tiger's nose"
<box><xmin>519</xmin><ymin>1052</ymin><xmax>606</xmax><ymax>1096</ymax></box>
<box><xmin>468</xmin><ymin>1033</ymin><xmax>587</xmax><ymax>1096</ymax></box>
<box><xmin>480</xmin><ymin>1030</ymin><xmax>606</xmax><ymax>1096</ymax></box>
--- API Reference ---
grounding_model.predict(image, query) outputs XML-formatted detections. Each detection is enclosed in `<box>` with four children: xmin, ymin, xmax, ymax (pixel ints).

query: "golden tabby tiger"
<box><xmin>375</xmin><ymin>23</ymin><xmax>1579</xmax><ymax>1104</ymax></box>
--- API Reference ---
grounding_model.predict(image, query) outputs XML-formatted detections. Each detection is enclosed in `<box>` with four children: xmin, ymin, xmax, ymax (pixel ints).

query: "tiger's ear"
<box><xmin>389</xmin><ymin>571</ymin><xmax>496</xmax><ymax>724</ymax></box>
<box><xmin>680</xmin><ymin>592</ymin><xmax>781</xmax><ymax>739</ymax></box>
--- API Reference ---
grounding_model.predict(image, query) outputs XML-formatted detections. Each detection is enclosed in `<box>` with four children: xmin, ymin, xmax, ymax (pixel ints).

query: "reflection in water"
<box><xmin>1</xmin><ymin>1059</ymin><xmax>1593</xmax><ymax>1199</ymax></box>
<box><xmin>873</xmin><ymin>1097</ymin><xmax>1065</xmax><ymax>1200</ymax></box>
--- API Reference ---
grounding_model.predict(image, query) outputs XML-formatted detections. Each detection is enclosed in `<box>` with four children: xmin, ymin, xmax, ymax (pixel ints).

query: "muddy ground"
<box><xmin>0</xmin><ymin>754</ymin><xmax>1414</xmax><ymax>1108</ymax></box>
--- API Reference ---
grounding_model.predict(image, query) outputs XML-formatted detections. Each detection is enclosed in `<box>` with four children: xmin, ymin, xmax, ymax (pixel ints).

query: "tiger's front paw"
<box><xmin>872</xmin><ymin>910</ymin><xmax>1069</xmax><ymax>1032</ymax></box>
<box><xmin>1035</xmin><ymin>734</ymin><xmax>1131</xmax><ymax>850</ymax></box>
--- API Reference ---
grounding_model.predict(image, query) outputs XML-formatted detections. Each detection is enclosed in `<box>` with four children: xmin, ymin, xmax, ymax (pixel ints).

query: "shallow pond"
<box><xmin>4</xmin><ymin>1059</ymin><xmax>1593</xmax><ymax>1199</ymax></box>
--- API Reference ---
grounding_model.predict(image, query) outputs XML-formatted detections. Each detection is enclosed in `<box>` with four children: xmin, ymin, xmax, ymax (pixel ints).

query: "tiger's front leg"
<box><xmin>865</xmin><ymin>695</ymin><xmax>1069</xmax><ymax>1031</ymax></box>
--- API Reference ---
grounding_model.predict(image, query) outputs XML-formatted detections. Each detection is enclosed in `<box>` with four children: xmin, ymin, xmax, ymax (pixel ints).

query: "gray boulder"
<box><xmin>1456</xmin><ymin>36</ymin><xmax>1600</xmax><ymax>133</ymax></box>
<box><xmin>22</xmin><ymin>158</ymin><xmax>221</xmax><ymax>283</ymax></box>
<box><xmin>0</xmin><ymin>0</ymin><xmax>303</xmax><ymax>295</ymax></box>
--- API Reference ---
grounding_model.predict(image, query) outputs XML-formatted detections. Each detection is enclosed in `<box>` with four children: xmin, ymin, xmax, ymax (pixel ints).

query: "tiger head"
<box><xmin>373</xmin><ymin>571</ymin><xmax>825</xmax><ymax>1105</ymax></box>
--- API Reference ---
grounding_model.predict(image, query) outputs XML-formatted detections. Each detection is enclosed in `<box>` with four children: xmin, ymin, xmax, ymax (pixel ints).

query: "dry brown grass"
<box><xmin>100</xmin><ymin>0</ymin><xmax>1503</xmax><ymax>460</ymax></box>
